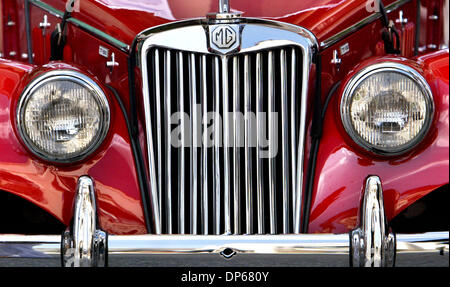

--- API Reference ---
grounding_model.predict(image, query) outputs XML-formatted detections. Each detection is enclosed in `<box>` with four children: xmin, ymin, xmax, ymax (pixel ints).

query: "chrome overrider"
<box><xmin>0</xmin><ymin>176</ymin><xmax>447</xmax><ymax>267</ymax></box>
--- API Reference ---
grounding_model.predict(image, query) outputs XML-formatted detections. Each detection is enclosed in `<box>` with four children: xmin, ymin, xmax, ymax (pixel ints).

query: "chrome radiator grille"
<box><xmin>139</xmin><ymin>19</ymin><xmax>316</xmax><ymax>235</ymax></box>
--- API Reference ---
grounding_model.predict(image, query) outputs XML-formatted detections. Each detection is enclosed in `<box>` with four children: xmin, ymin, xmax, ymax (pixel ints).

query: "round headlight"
<box><xmin>17</xmin><ymin>70</ymin><xmax>110</xmax><ymax>162</ymax></box>
<box><xmin>341</xmin><ymin>63</ymin><xmax>434</xmax><ymax>155</ymax></box>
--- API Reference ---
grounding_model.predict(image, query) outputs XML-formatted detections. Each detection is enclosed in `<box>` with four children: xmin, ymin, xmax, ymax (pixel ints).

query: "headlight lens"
<box><xmin>17</xmin><ymin>70</ymin><xmax>110</xmax><ymax>162</ymax></box>
<box><xmin>341</xmin><ymin>63</ymin><xmax>434</xmax><ymax>155</ymax></box>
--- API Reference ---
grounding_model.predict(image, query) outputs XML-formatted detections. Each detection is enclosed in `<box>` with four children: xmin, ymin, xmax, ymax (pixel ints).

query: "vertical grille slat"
<box><xmin>189</xmin><ymin>53</ymin><xmax>198</xmax><ymax>235</ymax></box>
<box><xmin>154</xmin><ymin>49</ymin><xmax>163</xmax><ymax>223</ymax></box>
<box><xmin>232</xmin><ymin>56</ymin><xmax>241</xmax><ymax>235</ymax></box>
<box><xmin>213</xmin><ymin>56</ymin><xmax>221</xmax><ymax>235</ymax></box>
<box><xmin>290</xmin><ymin>48</ymin><xmax>298</xmax><ymax>232</ymax></box>
<box><xmin>280</xmin><ymin>49</ymin><xmax>289</xmax><ymax>234</ymax></box>
<box><xmin>164</xmin><ymin>50</ymin><xmax>173</xmax><ymax>234</ymax></box>
<box><xmin>146</xmin><ymin>45</ymin><xmax>305</xmax><ymax>236</ymax></box>
<box><xmin>176</xmin><ymin>51</ymin><xmax>185</xmax><ymax>234</ymax></box>
<box><xmin>255</xmin><ymin>52</ymin><xmax>265</xmax><ymax>235</ymax></box>
<box><xmin>222</xmin><ymin>56</ymin><xmax>232</xmax><ymax>235</ymax></box>
<box><xmin>244</xmin><ymin>54</ymin><xmax>253</xmax><ymax>235</ymax></box>
<box><xmin>201</xmin><ymin>55</ymin><xmax>209</xmax><ymax>235</ymax></box>
<box><xmin>267</xmin><ymin>51</ymin><xmax>277</xmax><ymax>235</ymax></box>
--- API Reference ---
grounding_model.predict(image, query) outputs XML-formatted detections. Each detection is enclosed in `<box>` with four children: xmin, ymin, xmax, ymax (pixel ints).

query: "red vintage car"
<box><xmin>0</xmin><ymin>0</ymin><xmax>448</xmax><ymax>267</ymax></box>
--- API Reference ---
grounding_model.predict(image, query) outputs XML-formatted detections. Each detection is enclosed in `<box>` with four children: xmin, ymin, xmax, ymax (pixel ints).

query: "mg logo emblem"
<box><xmin>211</xmin><ymin>26</ymin><xmax>237</xmax><ymax>49</ymax></box>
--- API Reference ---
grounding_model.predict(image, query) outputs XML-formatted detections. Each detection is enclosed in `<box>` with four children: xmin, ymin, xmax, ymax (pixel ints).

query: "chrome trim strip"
<box><xmin>213</xmin><ymin>56</ymin><xmax>221</xmax><ymax>235</ymax></box>
<box><xmin>177</xmin><ymin>51</ymin><xmax>186</xmax><ymax>234</ymax></box>
<box><xmin>280</xmin><ymin>49</ymin><xmax>289</xmax><ymax>234</ymax></box>
<box><xmin>201</xmin><ymin>54</ymin><xmax>209</xmax><ymax>235</ymax></box>
<box><xmin>155</xmin><ymin>49</ymin><xmax>163</xmax><ymax>221</ymax></box>
<box><xmin>320</xmin><ymin>0</ymin><xmax>412</xmax><ymax>49</ymax></box>
<box><xmin>294</xmin><ymin>45</ymin><xmax>312</xmax><ymax>234</ymax></box>
<box><xmin>164</xmin><ymin>50</ymin><xmax>173</xmax><ymax>234</ymax></box>
<box><xmin>222</xmin><ymin>56</ymin><xmax>232</xmax><ymax>235</ymax></box>
<box><xmin>28</xmin><ymin>0</ymin><xmax>130</xmax><ymax>52</ymax></box>
<box><xmin>244</xmin><ymin>54</ymin><xmax>253</xmax><ymax>235</ymax></box>
<box><xmin>233</xmin><ymin>56</ymin><xmax>241</xmax><ymax>235</ymax></box>
<box><xmin>290</xmin><ymin>48</ymin><xmax>297</xmax><ymax>227</ymax></box>
<box><xmin>268</xmin><ymin>50</ymin><xmax>277</xmax><ymax>235</ymax></box>
<box><xmin>256</xmin><ymin>52</ymin><xmax>265</xmax><ymax>235</ymax></box>
<box><xmin>189</xmin><ymin>54</ymin><xmax>198</xmax><ymax>235</ymax></box>
<box><xmin>141</xmin><ymin>48</ymin><xmax>162</xmax><ymax>235</ymax></box>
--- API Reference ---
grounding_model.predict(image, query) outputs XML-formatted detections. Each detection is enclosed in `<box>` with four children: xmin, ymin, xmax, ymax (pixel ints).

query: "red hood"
<box><xmin>44</xmin><ymin>0</ymin><xmax>397</xmax><ymax>50</ymax></box>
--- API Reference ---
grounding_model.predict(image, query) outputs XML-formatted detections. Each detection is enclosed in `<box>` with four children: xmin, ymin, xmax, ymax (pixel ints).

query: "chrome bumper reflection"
<box><xmin>0</xmin><ymin>232</ymin><xmax>448</xmax><ymax>266</ymax></box>
<box><xmin>0</xmin><ymin>176</ymin><xmax>448</xmax><ymax>267</ymax></box>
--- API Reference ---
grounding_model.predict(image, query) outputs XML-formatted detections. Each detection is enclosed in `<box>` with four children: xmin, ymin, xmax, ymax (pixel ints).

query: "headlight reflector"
<box><xmin>17</xmin><ymin>71</ymin><xmax>110</xmax><ymax>162</ymax></box>
<box><xmin>341</xmin><ymin>63</ymin><xmax>434</xmax><ymax>154</ymax></box>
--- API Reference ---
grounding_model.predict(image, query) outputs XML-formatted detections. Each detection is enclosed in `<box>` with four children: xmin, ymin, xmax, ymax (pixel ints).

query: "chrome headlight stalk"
<box><xmin>62</xmin><ymin>176</ymin><xmax>107</xmax><ymax>267</ymax></box>
<box><xmin>341</xmin><ymin>62</ymin><xmax>434</xmax><ymax>155</ymax></box>
<box><xmin>16</xmin><ymin>70</ymin><xmax>110</xmax><ymax>163</ymax></box>
<box><xmin>350</xmin><ymin>176</ymin><xmax>396</xmax><ymax>267</ymax></box>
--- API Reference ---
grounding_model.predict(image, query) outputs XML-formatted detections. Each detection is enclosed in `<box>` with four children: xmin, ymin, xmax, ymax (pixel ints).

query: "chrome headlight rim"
<box><xmin>340</xmin><ymin>62</ymin><xmax>435</xmax><ymax>156</ymax></box>
<box><xmin>16</xmin><ymin>70</ymin><xmax>111</xmax><ymax>163</ymax></box>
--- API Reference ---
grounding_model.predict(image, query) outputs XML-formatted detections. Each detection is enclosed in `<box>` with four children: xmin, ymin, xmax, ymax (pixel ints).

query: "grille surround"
<box><xmin>137</xmin><ymin>18</ymin><xmax>318</xmax><ymax>235</ymax></box>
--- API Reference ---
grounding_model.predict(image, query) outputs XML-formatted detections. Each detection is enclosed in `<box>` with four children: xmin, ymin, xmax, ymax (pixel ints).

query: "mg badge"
<box><xmin>211</xmin><ymin>25</ymin><xmax>237</xmax><ymax>49</ymax></box>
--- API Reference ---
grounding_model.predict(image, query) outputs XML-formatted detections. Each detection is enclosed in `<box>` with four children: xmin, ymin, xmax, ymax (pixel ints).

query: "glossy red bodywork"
<box><xmin>0</xmin><ymin>0</ymin><xmax>448</xmax><ymax>235</ymax></box>
<box><xmin>309</xmin><ymin>50</ymin><xmax>449</xmax><ymax>233</ymax></box>
<box><xmin>0</xmin><ymin>59</ymin><xmax>147</xmax><ymax>234</ymax></box>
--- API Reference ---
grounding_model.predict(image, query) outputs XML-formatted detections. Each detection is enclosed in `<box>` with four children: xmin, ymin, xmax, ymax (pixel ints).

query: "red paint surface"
<box><xmin>0</xmin><ymin>60</ymin><xmax>146</xmax><ymax>235</ymax></box>
<box><xmin>40</xmin><ymin>0</ymin><xmax>398</xmax><ymax>49</ymax></box>
<box><xmin>309</xmin><ymin>50</ymin><xmax>449</xmax><ymax>233</ymax></box>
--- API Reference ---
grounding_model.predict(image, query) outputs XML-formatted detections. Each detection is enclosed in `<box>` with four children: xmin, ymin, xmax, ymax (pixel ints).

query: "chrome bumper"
<box><xmin>0</xmin><ymin>176</ymin><xmax>448</xmax><ymax>267</ymax></box>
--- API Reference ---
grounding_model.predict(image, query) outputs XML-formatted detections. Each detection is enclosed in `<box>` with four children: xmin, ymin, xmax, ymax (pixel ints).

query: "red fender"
<box><xmin>0</xmin><ymin>59</ymin><xmax>147</xmax><ymax>235</ymax></box>
<box><xmin>309</xmin><ymin>50</ymin><xmax>449</xmax><ymax>233</ymax></box>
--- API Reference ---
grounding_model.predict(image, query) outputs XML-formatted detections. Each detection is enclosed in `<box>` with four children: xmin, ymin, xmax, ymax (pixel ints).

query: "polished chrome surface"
<box><xmin>290</xmin><ymin>48</ymin><xmax>297</xmax><ymax>226</ymax></box>
<box><xmin>350</xmin><ymin>176</ymin><xmax>396</xmax><ymax>267</ymax></box>
<box><xmin>16</xmin><ymin>70</ymin><xmax>110</xmax><ymax>164</ymax></box>
<box><xmin>138</xmin><ymin>18</ymin><xmax>317</xmax><ymax>235</ymax></box>
<box><xmin>0</xmin><ymin>232</ymin><xmax>447</xmax><ymax>266</ymax></box>
<box><xmin>340</xmin><ymin>62</ymin><xmax>435</xmax><ymax>155</ymax></box>
<box><xmin>219</xmin><ymin>0</ymin><xmax>230</xmax><ymax>13</ymax></box>
<box><xmin>222</xmin><ymin>56</ymin><xmax>232</xmax><ymax>235</ymax></box>
<box><xmin>244</xmin><ymin>54</ymin><xmax>253</xmax><ymax>235</ymax></box>
<box><xmin>177</xmin><ymin>51</ymin><xmax>186</xmax><ymax>234</ymax></box>
<box><xmin>256</xmin><ymin>52</ymin><xmax>265</xmax><ymax>235</ymax></box>
<box><xmin>154</xmin><ymin>49</ymin><xmax>163</xmax><ymax>222</ymax></box>
<box><xmin>141</xmin><ymin>61</ymin><xmax>162</xmax><ymax>234</ymax></box>
<box><xmin>396</xmin><ymin>232</ymin><xmax>450</xmax><ymax>254</ymax></box>
<box><xmin>189</xmin><ymin>53</ymin><xmax>198</xmax><ymax>235</ymax></box>
<box><xmin>61</xmin><ymin>176</ymin><xmax>106</xmax><ymax>267</ymax></box>
<box><xmin>268</xmin><ymin>51</ymin><xmax>277</xmax><ymax>235</ymax></box>
<box><xmin>107</xmin><ymin>234</ymin><xmax>350</xmax><ymax>255</ymax></box>
<box><xmin>164</xmin><ymin>50</ymin><xmax>173</xmax><ymax>234</ymax></box>
<box><xmin>214</xmin><ymin>57</ymin><xmax>221</xmax><ymax>235</ymax></box>
<box><xmin>233</xmin><ymin>56</ymin><xmax>241</xmax><ymax>235</ymax></box>
<box><xmin>201</xmin><ymin>55</ymin><xmax>209</xmax><ymax>235</ymax></box>
<box><xmin>280</xmin><ymin>49</ymin><xmax>289</xmax><ymax>234</ymax></box>
<box><xmin>106</xmin><ymin>52</ymin><xmax>119</xmax><ymax>70</ymax></box>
